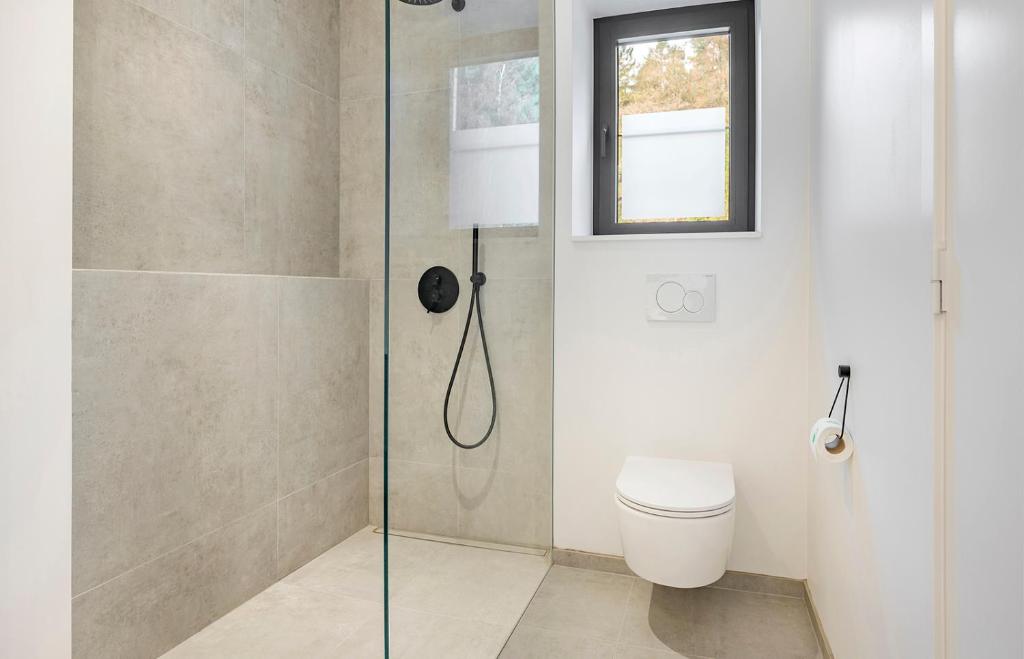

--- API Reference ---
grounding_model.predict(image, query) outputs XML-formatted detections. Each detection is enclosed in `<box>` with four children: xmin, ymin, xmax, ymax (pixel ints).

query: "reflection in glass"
<box><xmin>450</xmin><ymin>57</ymin><xmax>541</xmax><ymax>229</ymax></box>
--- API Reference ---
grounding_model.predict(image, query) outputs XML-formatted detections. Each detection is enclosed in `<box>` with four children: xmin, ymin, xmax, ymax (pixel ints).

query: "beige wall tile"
<box><xmin>389</xmin><ymin>0</ymin><xmax>457</xmax><ymax>95</ymax></box>
<box><xmin>368</xmin><ymin>456</ymin><xmax>384</xmax><ymax>527</ymax></box>
<box><xmin>73</xmin><ymin>271</ymin><xmax>278</xmax><ymax>594</ymax></box>
<box><xmin>455</xmin><ymin>468</ymin><xmax>551</xmax><ymax>548</ymax></box>
<box><xmin>279</xmin><ymin>277</ymin><xmax>368</xmax><ymax>495</ymax></box>
<box><xmin>73</xmin><ymin>0</ymin><xmax>245</xmax><ymax>272</ymax></box>
<box><xmin>339</xmin><ymin>0</ymin><xmax>385</xmax><ymax>100</ymax></box>
<box><xmin>339</xmin><ymin>96</ymin><xmax>386</xmax><ymax>280</ymax></box>
<box><xmin>244</xmin><ymin>60</ymin><xmax>340</xmax><ymax>277</ymax></box>
<box><xmin>385</xmin><ymin>459</ymin><xmax>458</xmax><ymax>537</ymax></box>
<box><xmin>245</xmin><ymin>0</ymin><xmax>340</xmax><ymax>99</ymax></box>
<box><xmin>278</xmin><ymin>460</ymin><xmax>369</xmax><ymax>576</ymax></box>
<box><xmin>133</xmin><ymin>0</ymin><xmax>244</xmax><ymax>50</ymax></box>
<box><xmin>72</xmin><ymin>505</ymin><xmax>277</xmax><ymax>659</ymax></box>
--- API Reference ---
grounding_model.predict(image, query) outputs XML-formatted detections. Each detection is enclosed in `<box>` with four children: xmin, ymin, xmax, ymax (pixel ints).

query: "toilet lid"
<box><xmin>616</xmin><ymin>457</ymin><xmax>735</xmax><ymax>514</ymax></box>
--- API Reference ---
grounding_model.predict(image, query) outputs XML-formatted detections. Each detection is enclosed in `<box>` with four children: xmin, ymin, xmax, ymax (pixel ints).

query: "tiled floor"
<box><xmin>163</xmin><ymin>526</ymin><xmax>550</xmax><ymax>658</ymax></box>
<box><xmin>500</xmin><ymin>565</ymin><xmax>823</xmax><ymax>659</ymax></box>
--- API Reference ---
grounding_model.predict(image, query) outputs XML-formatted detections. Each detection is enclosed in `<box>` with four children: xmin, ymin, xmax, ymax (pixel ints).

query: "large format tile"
<box><xmin>73</xmin><ymin>271</ymin><xmax>278</xmax><ymax>594</ymax></box>
<box><xmin>517</xmin><ymin>566</ymin><xmax>635</xmax><ymax>642</ymax></box>
<box><xmin>133</xmin><ymin>0</ymin><xmax>243</xmax><ymax>50</ymax></box>
<box><xmin>389</xmin><ymin>539</ymin><xmax>550</xmax><ymax>627</ymax></box>
<box><xmin>456</xmin><ymin>467</ymin><xmax>551</xmax><ymax>548</ymax></box>
<box><xmin>500</xmin><ymin>625</ymin><xmax>618</xmax><ymax>659</ymax></box>
<box><xmin>389</xmin><ymin>0</ymin><xmax>458</xmax><ymax>95</ymax></box>
<box><xmin>339</xmin><ymin>0</ymin><xmax>385</xmax><ymax>100</ymax></box>
<box><xmin>244</xmin><ymin>60</ymin><xmax>340</xmax><ymax>277</ymax></box>
<box><xmin>278</xmin><ymin>460</ymin><xmax>369</xmax><ymax>576</ymax></box>
<box><xmin>244</xmin><ymin>0</ymin><xmax>340</xmax><ymax>98</ymax></box>
<box><xmin>375</xmin><ymin>280</ymin><xmax>462</xmax><ymax>465</ymax></box>
<box><xmin>284</xmin><ymin>527</ymin><xmax>387</xmax><ymax>603</ymax></box>
<box><xmin>73</xmin><ymin>505</ymin><xmax>277</xmax><ymax>659</ymax></box>
<box><xmin>619</xmin><ymin>580</ymin><xmax>822</xmax><ymax>658</ymax></box>
<box><xmin>279</xmin><ymin>277</ymin><xmax>368</xmax><ymax>495</ymax></box>
<box><xmin>384</xmin><ymin>459</ymin><xmax>459</xmax><ymax>536</ymax></box>
<box><xmin>339</xmin><ymin>96</ymin><xmax>386</xmax><ymax>279</ymax></box>
<box><xmin>454</xmin><ymin>277</ymin><xmax>553</xmax><ymax>477</ymax></box>
<box><xmin>163</xmin><ymin>582</ymin><xmax>377</xmax><ymax>658</ymax></box>
<box><xmin>73</xmin><ymin>0</ymin><xmax>245</xmax><ymax>273</ymax></box>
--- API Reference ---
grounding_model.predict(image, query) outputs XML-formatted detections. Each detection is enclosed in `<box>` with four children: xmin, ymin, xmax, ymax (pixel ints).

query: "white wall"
<box><xmin>553</xmin><ymin>0</ymin><xmax>812</xmax><ymax>579</ymax></box>
<box><xmin>806</xmin><ymin>0</ymin><xmax>936</xmax><ymax>656</ymax></box>
<box><xmin>0</xmin><ymin>0</ymin><xmax>74</xmax><ymax>657</ymax></box>
<box><xmin>947</xmin><ymin>0</ymin><xmax>1024</xmax><ymax>654</ymax></box>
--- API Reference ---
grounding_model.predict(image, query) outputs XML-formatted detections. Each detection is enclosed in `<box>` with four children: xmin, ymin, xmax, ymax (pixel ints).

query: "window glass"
<box><xmin>616</xmin><ymin>33</ymin><xmax>730</xmax><ymax>224</ymax></box>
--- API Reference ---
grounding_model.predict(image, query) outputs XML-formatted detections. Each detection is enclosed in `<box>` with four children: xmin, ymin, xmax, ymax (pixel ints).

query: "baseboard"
<box><xmin>803</xmin><ymin>582</ymin><xmax>835</xmax><ymax>659</ymax></box>
<box><xmin>552</xmin><ymin>547</ymin><xmax>805</xmax><ymax>598</ymax></box>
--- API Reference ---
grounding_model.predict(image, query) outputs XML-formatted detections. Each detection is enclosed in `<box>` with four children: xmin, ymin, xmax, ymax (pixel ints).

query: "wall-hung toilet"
<box><xmin>616</xmin><ymin>456</ymin><xmax>735</xmax><ymax>588</ymax></box>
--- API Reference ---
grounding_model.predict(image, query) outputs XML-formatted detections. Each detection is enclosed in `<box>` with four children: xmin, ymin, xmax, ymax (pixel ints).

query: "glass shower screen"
<box><xmin>381</xmin><ymin>0</ymin><xmax>555</xmax><ymax>654</ymax></box>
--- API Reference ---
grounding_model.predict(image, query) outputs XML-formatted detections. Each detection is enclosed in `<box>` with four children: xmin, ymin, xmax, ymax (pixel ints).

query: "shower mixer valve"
<box><xmin>417</xmin><ymin>266</ymin><xmax>459</xmax><ymax>314</ymax></box>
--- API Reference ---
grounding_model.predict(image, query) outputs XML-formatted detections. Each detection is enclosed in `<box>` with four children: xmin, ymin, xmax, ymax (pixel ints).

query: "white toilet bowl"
<box><xmin>616</xmin><ymin>456</ymin><xmax>735</xmax><ymax>588</ymax></box>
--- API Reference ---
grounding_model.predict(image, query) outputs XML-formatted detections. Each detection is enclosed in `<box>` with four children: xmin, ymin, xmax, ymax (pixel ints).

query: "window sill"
<box><xmin>571</xmin><ymin>230</ymin><xmax>762</xmax><ymax>243</ymax></box>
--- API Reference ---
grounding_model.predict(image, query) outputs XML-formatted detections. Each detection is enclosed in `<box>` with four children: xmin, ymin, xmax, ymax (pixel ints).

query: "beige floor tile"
<box><xmin>162</xmin><ymin>582</ymin><xmax>378</xmax><ymax>658</ymax></box>
<box><xmin>613</xmin><ymin>644</ymin><xmax>708</xmax><ymax>659</ymax></box>
<box><xmin>499</xmin><ymin>625</ymin><xmax>618</xmax><ymax>659</ymax></box>
<box><xmin>619</xmin><ymin>579</ymin><xmax>821</xmax><ymax>659</ymax></box>
<box><xmin>168</xmin><ymin>529</ymin><xmax>547</xmax><ymax>658</ymax></box>
<box><xmin>389</xmin><ymin>540</ymin><xmax>550</xmax><ymax>628</ymax></box>
<box><xmin>517</xmin><ymin>565</ymin><xmax>636</xmax><ymax>642</ymax></box>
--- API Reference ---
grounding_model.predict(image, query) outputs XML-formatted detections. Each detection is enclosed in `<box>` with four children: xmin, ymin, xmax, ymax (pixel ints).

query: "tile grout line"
<box><xmin>615</xmin><ymin>576</ymin><xmax>638</xmax><ymax>646</ymax></box>
<box><xmin>71</xmin><ymin>500</ymin><xmax>277</xmax><ymax>602</ymax></box>
<box><xmin>279</xmin><ymin>458</ymin><xmax>371</xmax><ymax>503</ymax></box>
<box><xmin>72</xmin><ymin>267</ymin><xmax>366</xmax><ymax>282</ymax></box>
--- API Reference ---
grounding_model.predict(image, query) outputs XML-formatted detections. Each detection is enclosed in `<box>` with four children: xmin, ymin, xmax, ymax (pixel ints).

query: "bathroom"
<box><xmin>1</xmin><ymin>0</ymin><xmax>1021</xmax><ymax>657</ymax></box>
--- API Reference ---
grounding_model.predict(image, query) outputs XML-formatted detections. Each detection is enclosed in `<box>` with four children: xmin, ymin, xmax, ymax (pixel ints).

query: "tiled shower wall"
<box><xmin>71</xmin><ymin>0</ymin><xmax>368</xmax><ymax>656</ymax></box>
<box><xmin>358</xmin><ymin>1</ymin><xmax>555</xmax><ymax>549</ymax></box>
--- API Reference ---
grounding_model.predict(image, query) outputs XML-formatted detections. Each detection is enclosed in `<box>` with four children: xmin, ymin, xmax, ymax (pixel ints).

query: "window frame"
<box><xmin>593</xmin><ymin>0</ymin><xmax>756</xmax><ymax>235</ymax></box>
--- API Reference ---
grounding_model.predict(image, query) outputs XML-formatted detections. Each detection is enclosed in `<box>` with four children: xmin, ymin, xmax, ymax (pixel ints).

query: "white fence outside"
<box><xmin>620</xmin><ymin>107</ymin><xmax>727</xmax><ymax>220</ymax></box>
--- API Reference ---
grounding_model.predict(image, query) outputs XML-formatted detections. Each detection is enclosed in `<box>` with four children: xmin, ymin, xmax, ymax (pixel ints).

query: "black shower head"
<box><xmin>399</xmin><ymin>0</ymin><xmax>465</xmax><ymax>11</ymax></box>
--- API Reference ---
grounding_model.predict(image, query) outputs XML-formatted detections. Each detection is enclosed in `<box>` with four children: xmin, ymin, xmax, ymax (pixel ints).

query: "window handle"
<box><xmin>600</xmin><ymin>125</ymin><xmax>608</xmax><ymax>158</ymax></box>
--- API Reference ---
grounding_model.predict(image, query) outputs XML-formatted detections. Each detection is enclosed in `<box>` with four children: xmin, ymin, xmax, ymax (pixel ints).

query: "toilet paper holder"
<box><xmin>826</xmin><ymin>365</ymin><xmax>851</xmax><ymax>449</ymax></box>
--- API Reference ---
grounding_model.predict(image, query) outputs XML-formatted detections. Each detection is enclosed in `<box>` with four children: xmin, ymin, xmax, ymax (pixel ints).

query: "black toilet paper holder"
<box><xmin>826</xmin><ymin>365</ymin><xmax>851</xmax><ymax>449</ymax></box>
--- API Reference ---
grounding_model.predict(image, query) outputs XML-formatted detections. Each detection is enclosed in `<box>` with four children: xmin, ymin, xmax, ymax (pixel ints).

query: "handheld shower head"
<box><xmin>398</xmin><ymin>0</ymin><xmax>465</xmax><ymax>11</ymax></box>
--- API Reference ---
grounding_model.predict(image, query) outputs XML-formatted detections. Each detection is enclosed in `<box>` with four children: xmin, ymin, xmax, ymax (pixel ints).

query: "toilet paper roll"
<box><xmin>808</xmin><ymin>417</ymin><xmax>855</xmax><ymax>464</ymax></box>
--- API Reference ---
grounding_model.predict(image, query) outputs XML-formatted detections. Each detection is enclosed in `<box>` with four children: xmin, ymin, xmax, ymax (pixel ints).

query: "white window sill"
<box><xmin>571</xmin><ymin>230</ymin><xmax>762</xmax><ymax>242</ymax></box>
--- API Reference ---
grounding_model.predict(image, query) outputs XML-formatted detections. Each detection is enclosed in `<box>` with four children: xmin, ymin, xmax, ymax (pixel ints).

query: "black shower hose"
<box><xmin>443</xmin><ymin>229</ymin><xmax>497</xmax><ymax>449</ymax></box>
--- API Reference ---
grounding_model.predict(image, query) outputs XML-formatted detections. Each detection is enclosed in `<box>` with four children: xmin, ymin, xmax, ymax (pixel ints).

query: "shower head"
<box><xmin>399</xmin><ymin>0</ymin><xmax>465</xmax><ymax>11</ymax></box>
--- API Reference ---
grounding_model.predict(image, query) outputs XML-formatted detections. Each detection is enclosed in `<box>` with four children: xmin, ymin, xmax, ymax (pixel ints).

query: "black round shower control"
<box><xmin>418</xmin><ymin>266</ymin><xmax>459</xmax><ymax>314</ymax></box>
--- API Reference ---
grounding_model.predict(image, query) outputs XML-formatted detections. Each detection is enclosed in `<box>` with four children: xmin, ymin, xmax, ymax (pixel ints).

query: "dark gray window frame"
<box><xmin>593</xmin><ymin>0</ymin><xmax>756</xmax><ymax>235</ymax></box>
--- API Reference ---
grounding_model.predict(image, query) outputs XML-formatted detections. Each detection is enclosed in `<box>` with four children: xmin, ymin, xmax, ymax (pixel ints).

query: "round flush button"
<box><xmin>656</xmin><ymin>281</ymin><xmax>686</xmax><ymax>313</ymax></box>
<box><xmin>683</xmin><ymin>290</ymin><xmax>705</xmax><ymax>313</ymax></box>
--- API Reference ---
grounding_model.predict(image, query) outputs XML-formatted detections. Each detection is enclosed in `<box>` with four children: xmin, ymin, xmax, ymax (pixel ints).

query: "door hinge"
<box><xmin>932</xmin><ymin>249</ymin><xmax>950</xmax><ymax>314</ymax></box>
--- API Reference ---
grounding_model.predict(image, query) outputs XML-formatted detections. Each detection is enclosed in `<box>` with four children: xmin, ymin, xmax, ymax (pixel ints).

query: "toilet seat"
<box><xmin>616</xmin><ymin>494</ymin><xmax>733</xmax><ymax>519</ymax></box>
<box><xmin>616</xmin><ymin>457</ymin><xmax>735</xmax><ymax>518</ymax></box>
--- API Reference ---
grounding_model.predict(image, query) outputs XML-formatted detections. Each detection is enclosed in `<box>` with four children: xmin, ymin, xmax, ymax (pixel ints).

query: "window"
<box><xmin>593</xmin><ymin>1</ymin><xmax>755</xmax><ymax>235</ymax></box>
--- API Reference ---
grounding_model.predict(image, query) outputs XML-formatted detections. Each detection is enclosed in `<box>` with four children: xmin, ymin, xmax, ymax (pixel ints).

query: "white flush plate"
<box><xmin>647</xmin><ymin>274</ymin><xmax>716</xmax><ymax>322</ymax></box>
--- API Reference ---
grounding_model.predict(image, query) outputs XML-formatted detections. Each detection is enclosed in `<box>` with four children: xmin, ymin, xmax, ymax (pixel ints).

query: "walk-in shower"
<box><xmin>382</xmin><ymin>0</ymin><xmax>555</xmax><ymax>652</ymax></box>
<box><xmin>69</xmin><ymin>0</ymin><xmax>552</xmax><ymax>654</ymax></box>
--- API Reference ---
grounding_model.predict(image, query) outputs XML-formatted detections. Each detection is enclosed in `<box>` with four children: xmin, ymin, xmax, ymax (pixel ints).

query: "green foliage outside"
<box><xmin>455</xmin><ymin>57</ymin><xmax>540</xmax><ymax>130</ymax></box>
<box><xmin>616</xmin><ymin>35</ymin><xmax>731</xmax><ymax>224</ymax></box>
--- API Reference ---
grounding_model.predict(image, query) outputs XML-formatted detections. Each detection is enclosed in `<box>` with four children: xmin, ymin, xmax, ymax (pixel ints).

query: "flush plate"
<box><xmin>647</xmin><ymin>274</ymin><xmax>716</xmax><ymax>322</ymax></box>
